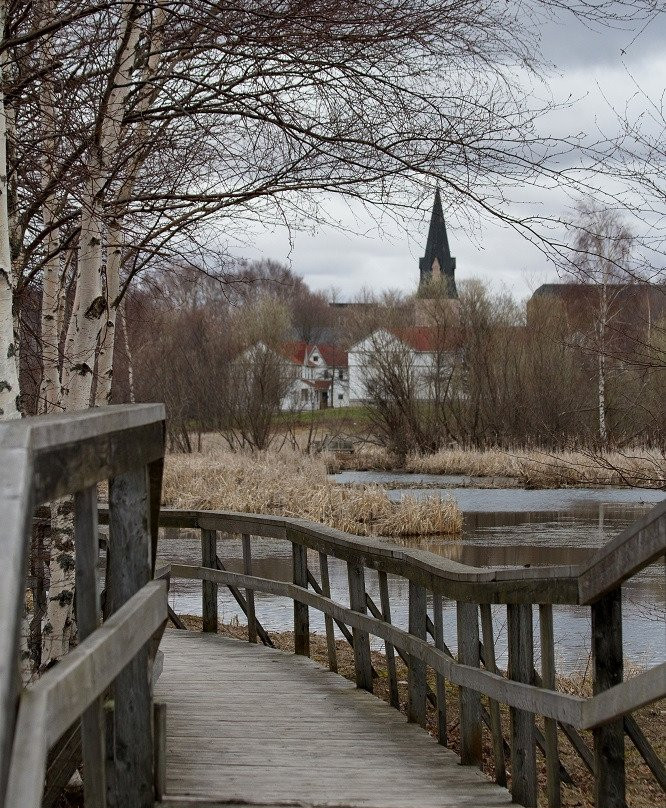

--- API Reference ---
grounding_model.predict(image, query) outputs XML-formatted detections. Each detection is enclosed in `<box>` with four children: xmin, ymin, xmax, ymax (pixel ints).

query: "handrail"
<box><xmin>123</xmin><ymin>507</ymin><xmax>582</xmax><ymax>604</ymax></box>
<box><xmin>158</xmin><ymin>497</ymin><xmax>666</xmax><ymax>808</ymax></box>
<box><xmin>578</xmin><ymin>497</ymin><xmax>666</xmax><ymax>604</ymax></box>
<box><xmin>0</xmin><ymin>404</ymin><xmax>166</xmax><ymax>808</ymax></box>
<box><xmin>5</xmin><ymin>582</ymin><xmax>166</xmax><ymax>808</ymax></box>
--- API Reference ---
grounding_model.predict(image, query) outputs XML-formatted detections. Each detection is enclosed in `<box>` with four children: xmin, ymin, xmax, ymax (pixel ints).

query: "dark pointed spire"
<box><xmin>418</xmin><ymin>189</ymin><xmax>457</xmax><ymax>298</ymax></box>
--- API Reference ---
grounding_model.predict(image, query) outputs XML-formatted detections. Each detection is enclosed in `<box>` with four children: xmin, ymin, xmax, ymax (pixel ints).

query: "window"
<box><xmin>338</xmin><ymin>394</ymin><xmax>344</xmax><ymax>400</ymax></box>
<box><xmin>312</xmin><ymin>355</ymin><xmax>319</xmax><ymax>362</ymax></box>
<box><xmin>338</xmin><ymin>369</ymin><xmax>344</xmax><ymax>379</ymax></box>
<box><xmin>323</xmin><ymin>369</ymin><xmax>329</xmax><ymax>378</ymax></box>
<box><xmin>300</xmin><ymin>389</ymin><xmax>308</xmax><ymax>401</ymax></box>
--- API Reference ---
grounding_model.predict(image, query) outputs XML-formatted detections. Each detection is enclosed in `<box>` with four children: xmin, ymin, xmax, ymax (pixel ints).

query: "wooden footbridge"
<box><xmin>1</xmin><ymin>405</ymin><xmax>664</xmax><ymax>808</ymax></box>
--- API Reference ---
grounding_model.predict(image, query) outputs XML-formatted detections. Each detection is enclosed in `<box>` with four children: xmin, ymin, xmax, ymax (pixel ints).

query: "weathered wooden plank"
<box><xmin>457</xmin><ymin>601</ymin><xmax>482</xmax><ymax>767</ymax></box>
<box><xmin>42</xmin><ymin>721</ymin><xmax>81</xmax><ymax>808</ymax></box>
<box><xmin>578</xmin><ymin>499</ymin><xmax>666</xmax><ymax>605</ymax></box>
<box><xmin>347</xmin><ymin>562</ymin><xmax>372</xmax><ymax>692</ymax></box>
<box><xmin>153</xmin><ymin>701</ymin><xmax>167</xmax><ymax>801</ymax></box>
<box><xmin>5</xmin><ymin>583</ymin><xmax>166</xmax><ymax>808</ymax></box>
<box><xmin>591</xmin><ymin>589</ymin><xmax>625</xmax><ymax>808</ymax></box>
<box><xmin>108</xmin><ymin>467</ymin><xmax>156</xmax><ymax>808</ymax></box>
<box><xmin>581</xmin><ymin>661</ymin><xmax>666</xmax><ymax>729</ymax></box>
<box><xmin>539</xmin><ymin>604</ymin><xmax>560</xmax><ymax>808</ymax></box>
<box><xmin>0</xmin><ymin>446</ymin><xmax>33</xmax><ymax>808</ymax></box>
<box><xmin>74</xmin><ymin>486</ymin><xmax>106</xmax><ymax>808</ymax></box>
<box><xmin>379</xmin><ymin>571</ymin><xmax>400</xmax><ymax>709</ymax></box>
<box><xmin>292</xmin><ymin>542</ymin><xmax>310</xmax><ymax>656</ymax></box>
<box><xmin>480</xmin><ymin>604</ymin><xmax>506</xmax><ymax>787</ymax></box>
<box><xmin>214</xmin><ymin>556</ymin><xmax>274</xmax><ymax>648</ymax></box>
<box><xmin>507</xmin><ymin>603</ymin><xmax>536</xmax><ymax>807</ymax></box>
<box><xmin>170</xmin><ymin>564</ymin><xmax>586</xmax><ymax>726</ymax></box>
<box><xmin>318</xmin><ymin>553</ymin><xmax>337</xmax><ymax>671</ymax></box>
<box><xmin>408</xmin><ymin>581</ymin><xmax>427</xmax><ymax>728</ymax></box>
<box><xmin>200</xmin><ymin>529</ymin><xmax>218</xmax><ymax>632</ymax></box>
<box><xmin>242</xmin><ymin>534</ymin><xmax>257</xmax><ymax>643</ymax></box>
<box><xmin>148</xmin><ymin>455</ymin><xmax>165</xmax><ymax>572</ymax></box>
<box><xmin>432</xmin><ymin>594</ymin><xmax>447</xmax><ymax>745</ymax></box>
<box><xmin>624</xmin><ymin>714</ymin><xmax>666</xmax><ymax>791</ymax></box>
<box><xmin>156</xmin><ymin>631</ymin><xmax>519</xmax><ymax>808</ymax></box>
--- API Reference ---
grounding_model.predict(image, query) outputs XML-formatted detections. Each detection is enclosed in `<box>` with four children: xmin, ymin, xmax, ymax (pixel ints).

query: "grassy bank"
<box><xmin>327</xmin><ymin>446</ymin><xmax>666</xmax><ymax>488</ymax></box>
<box><xmin>179</xmin><ymin>617</ymin><xmax>664</xmax><ymax>808</ymax></box>
<box><xmin>163</xmin><ymin>449</ymin><xmax>462</xmax><ymax>536</ymax></box>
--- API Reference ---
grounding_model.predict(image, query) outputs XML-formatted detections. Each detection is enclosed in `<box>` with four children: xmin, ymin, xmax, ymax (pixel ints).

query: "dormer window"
<box><xmin>312</xmin><ymin>355</ymin><xmax>319</xmax><ymax>362</ymax></box>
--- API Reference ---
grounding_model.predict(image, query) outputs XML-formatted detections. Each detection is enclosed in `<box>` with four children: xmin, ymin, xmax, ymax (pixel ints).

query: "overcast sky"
<box><xmin>234</xmin><ymin>6</ymin><xmax>666</xmax><ymax>303</ymax></box>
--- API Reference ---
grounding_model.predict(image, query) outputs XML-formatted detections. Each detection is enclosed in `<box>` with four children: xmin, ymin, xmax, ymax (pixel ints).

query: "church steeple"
<box><xmin>418</xmin><ymin>189</ymin><xmax>457</xmax><ymax>298</ymax></box>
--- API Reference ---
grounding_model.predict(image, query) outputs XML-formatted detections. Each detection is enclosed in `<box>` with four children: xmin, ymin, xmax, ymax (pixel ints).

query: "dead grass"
<box><xmin>163</xmin><ymin>450</ymin><xmax>462</xmax><ymax>536</ymax></box>
<box><xmin>329</xmin><ymin>446</ymin><xmax>666</xmax><ymax>488</ymax></box>
<box><xmin>181</xmin><ymin>617</ymin><xmax>665</xmax><ymax>808</ymax></box>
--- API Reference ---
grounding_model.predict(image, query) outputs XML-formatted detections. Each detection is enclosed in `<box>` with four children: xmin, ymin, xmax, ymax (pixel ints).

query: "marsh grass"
<box><xmin>328</xmin><ymin>446</ymin><xmax>666</xmax><ymax>488</ymax></box>
<box><xmin>163</xmin><ymin>450</ymin><xmax>462</xmax><ymax>536</ymax></box>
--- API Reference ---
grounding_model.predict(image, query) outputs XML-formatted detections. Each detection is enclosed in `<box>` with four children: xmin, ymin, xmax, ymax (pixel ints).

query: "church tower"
<box><xmin>418</xmin><ymin>189</ymin><xmax>457</xmax><ymax>298</ymax></box>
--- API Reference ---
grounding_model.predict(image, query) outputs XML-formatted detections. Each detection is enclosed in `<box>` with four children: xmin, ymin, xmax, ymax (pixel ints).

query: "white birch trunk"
<box><xmin>122</xmin><ymin>300</ymin><xmax>136</xmax><ymax>403</ymax></box>
<box><xmin>0</xmin><ymin>0</ymin><xmax>20</xmax><ymax>419</ymax></box>
<box><xmin>60</xmin><ymin>12</ymin><xmax>141</xmax><ymax>411</ymax></box>
<box><xmin>597</xmin><ymin>278</ymin><xmax>608</xmax><ymax>447</ymax></box>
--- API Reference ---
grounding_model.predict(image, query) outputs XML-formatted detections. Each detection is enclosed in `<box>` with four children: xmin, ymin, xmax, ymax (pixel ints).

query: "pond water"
<box><xmin>159</xmin><ymin>476</ymin><xmax>665</xmax><ymax>675</ymax></box>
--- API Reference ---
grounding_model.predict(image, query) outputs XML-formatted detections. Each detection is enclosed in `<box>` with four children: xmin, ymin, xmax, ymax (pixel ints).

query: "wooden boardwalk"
<box><xmin>156</xmin><ymin>630</ymin><xmax>518</xmax><ymax>808</ymax></box>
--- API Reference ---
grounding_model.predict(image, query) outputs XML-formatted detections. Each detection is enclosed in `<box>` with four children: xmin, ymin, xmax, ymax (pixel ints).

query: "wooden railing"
<box><xmin>154</xmin><ymin>501</ymin><xmax>666</xmax><ymax>808</ymax></box>
<box><xmin>0</xmin><ymin>405</ymin><xmax>168</xmax><ymax>808</ymax></box>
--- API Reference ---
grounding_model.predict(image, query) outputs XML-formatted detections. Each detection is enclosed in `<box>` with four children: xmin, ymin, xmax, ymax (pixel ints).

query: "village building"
<box><xmin>278</xmin><ymin>341</ymin><xmax>349</xmax><ymax>410</ymax></box>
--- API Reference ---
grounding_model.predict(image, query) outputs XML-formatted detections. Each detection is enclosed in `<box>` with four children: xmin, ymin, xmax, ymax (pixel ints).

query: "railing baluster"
<box><xmin>591</xmin><ymin>589</ymin><xmax>625</xmax><ymax>808</ymax></box>
<box><xmin>379</xmin><ymin>571</ymin><xmax>399</xmax><ymax>709</ymax></box>
<box><xmin>539</xmin><ymin>604</ymin><xmax>561</xmax><ymax>808</ymax></box>
<box><xmin>456</xmin><ymin>601</ymin><xmax>482</xmax><ymax>767</ymax></box>
<box><xmin>108</xmin><ymin>466</ymin><xmax>154</xmax><ymax>807</ymax></box>
<box><xmin>74</xmin><ymin>485</ymin><xmax>106</xmax><ymax>808</ymax></box>
<box><xmin>201</xmin><ymin>529</ymin><xmax>218</xmax><ymax>632</ymax></box>
<box><xmin>292</xmin><ymin>542</ymin><xmax>310</xmax><ymax>656</ymax></box>
<box><xmin>319</xmin><ymin>552</ymin><xmax>337</xmax><ymax>671</ymax></box>
<box><xmin>242</xmin><ymin>534</ymin><xmax>257</xmax><ymax>643</ymax></box>
<box><xmin>347</xmin><ymin>561</ymin><xmax>372</xmax><ymax>691</ymax></box>
<box><xmin>408</xmin><ymin>581</ymin><xmax>427</xmax><ymax>727</ymax></box>
<box><xmin>507</xmin><ymin>603</ymin><xmax>537</xmax><ymax>807</ymax></box>
<box><xmin>432</xmin><ymin>593</ymin><xmax>447</xmax><ymax>745</ymax></box>
<box><xmin>480</xmin><ymin>604</ymin><xmax>506</xmax><ymax>786</ymax></box>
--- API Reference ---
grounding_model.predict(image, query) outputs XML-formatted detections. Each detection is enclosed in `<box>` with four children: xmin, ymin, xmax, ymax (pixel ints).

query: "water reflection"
<box><xmin>158</xmin><ymin>484</ymin><xmax>665</xmax><ymax>674</ymax></box>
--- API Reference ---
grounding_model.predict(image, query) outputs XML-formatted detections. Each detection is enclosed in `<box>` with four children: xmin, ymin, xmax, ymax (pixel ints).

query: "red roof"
<box><xmin>279</xmin><ymin>341</ymin><xmax>348</xmax><ymax>367</ymax></box>
<box><xmin>390</xmin><ymin>326</ymin><xmax>462</xmax><ymax>352</ymax></box>
<box><xmin>314</xmin><ymin>344</ymin><xmax>348</xmax><ymax>367</ymax></box>
<box><xmin>279</xmin><ymin>341</ymin><xmax>309</xmax><ymax>365</ymax></box>
<box><xmin>303</xmin><ymin>379</ymin><xmax>332</xmax><ymax>391</ymax></box>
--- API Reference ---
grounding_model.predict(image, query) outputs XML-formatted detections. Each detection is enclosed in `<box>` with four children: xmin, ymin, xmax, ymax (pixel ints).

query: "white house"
<box><xmin>277</xmin><ymin>341</ymin><xmax>350</xmax><ymax>410</ymax></box>
<box><xmin>348</xmin><ymin>326</ymin><xmax>459</xmax><ymax>404</ymax></box>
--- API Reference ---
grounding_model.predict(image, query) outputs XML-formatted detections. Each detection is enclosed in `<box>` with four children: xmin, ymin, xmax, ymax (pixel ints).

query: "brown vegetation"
<box><xmin>180</xmin><ymin>617</ymin><xmax>665</xmax><ymax>808</ymax></box>
<box><xmin>328</xmin><ymin>446</ymin><xmax>666</xmax><ymax>488</ymax></box>
<box><xmin>162</xmin><ymin>450</ymin><xmax>462</xmax><ymax>536</ymax></box>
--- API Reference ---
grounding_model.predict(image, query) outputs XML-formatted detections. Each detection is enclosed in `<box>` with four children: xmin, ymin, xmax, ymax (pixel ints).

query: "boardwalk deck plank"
<box><xmin>156</xmin><ymin>631</ymin><xmax>521</xmax><ymax>808</ymax></box>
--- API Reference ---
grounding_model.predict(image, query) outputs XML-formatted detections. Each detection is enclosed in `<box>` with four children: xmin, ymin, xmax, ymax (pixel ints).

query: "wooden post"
<box><xmin>242</xmin><ymin>534</ymin><xmax>257</xmax><ymax>643</ymax></box>
<box><xmin>480</xmin><ymin>604</ymin><xmax>506</xmax><ymax>787</ymax></box>
<box><xmin>591</xmin><ymin>589</ymin><xmax>625</xmax><ymax>808</ymax></box>
<box><xmin>292</xmin><ymin>542</ymin><xmax>310</xmax><ymax>656</ymax></box>
<box><xmin>379</xmin><ymin>571</ymin><xmax>399</xmax><ymax>709</ymax></box>
<box><xmin>507</xmin><ymin>603</ymin><xmax>537</xmax><ymax>807</ymax></box>
<box><xmin>408</xmin><ymin>580</ymin><xmax>427</xmax><ymax>727</ymax></box>
<box><xmin>200</xmin><ymin>529</ymin><xmax>217</xmax><ymax>633</ymax></box>
<box><xmin>432</xmin><ymin>593</ymin><xmax>447</xmax><ymax>745</ymax></box>
<box><xmin>539</xmin><ymin>604</ymin><xmax>561</xmax><ymax>808</ymax></box>
<box><xmin>456</xmin><ymin>601</ymin><xmax>482</xmax><ymax>767</ymax></box>
<box><xmin>74</xmin><ymin>486</ymin><xmax>106</xmax><ymax>808</ymax></box>
<box><xmin>347</xmin><ymin>561</ymin><xmax>372</xmax><ymax>691</ymax></box>
<box><xmin>108</xmin><ymin>467</ymin><xmax>154</xmax><ymax>808</ymax></box>
<box><xmin>153</xmin><ymin>701</ymin><xmax>166</xmax><ymax>802</ymax></box>
<box><xmin>319</xmin><ymin>552</ymin><xmax>337</xmax><ymax>672</ymax></box>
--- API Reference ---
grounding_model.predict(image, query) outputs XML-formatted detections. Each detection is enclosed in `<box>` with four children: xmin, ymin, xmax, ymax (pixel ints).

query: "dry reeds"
<box><xmin>163</xmin><ymin>450</ymin><xmax>462</xmax><ymax>536</ymax></box>
<box><xmin>327</xmin><ymin>444</ymin><xmax>666</xmax><ymax>488</ymax></box>
<box><xmin>406</xmin><ymin>447</ymin><xmax>666</xmax><ymax>488</ymax></box>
